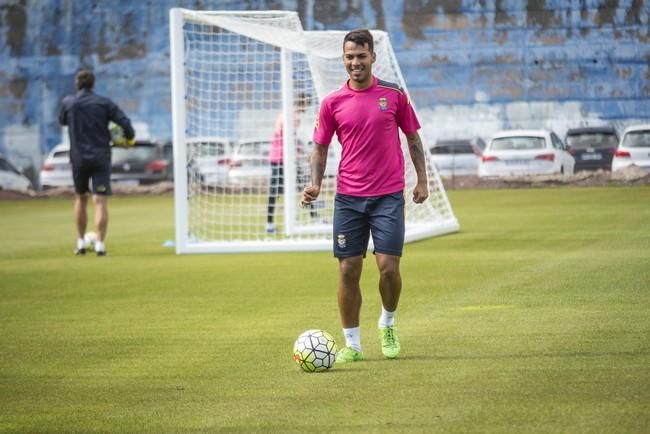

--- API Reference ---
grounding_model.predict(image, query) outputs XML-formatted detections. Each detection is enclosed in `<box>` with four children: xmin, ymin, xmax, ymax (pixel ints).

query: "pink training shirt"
<box><xmin>269</xmin><ymin>110</ymin><xmax>302</xmax><ymax>164</ymax></box>
<box><xmin>313</xmin><ymin>76</ymin><xmax>421</xmax><ymax>196</ymax></box>
<box><xmin>269</xmin><ymin>113</ymin><xmax>285</xmax><ymax>164</ymax></box>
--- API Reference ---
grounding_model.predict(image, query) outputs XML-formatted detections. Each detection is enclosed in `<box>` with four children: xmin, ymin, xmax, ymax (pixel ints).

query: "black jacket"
<box><xmin>59</xmin><ymin>89</ymin><xmax>135</xmax><ymax>165</ymax></box>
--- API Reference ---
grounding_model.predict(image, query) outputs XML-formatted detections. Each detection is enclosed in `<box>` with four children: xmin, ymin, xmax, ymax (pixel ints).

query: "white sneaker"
<box><xmin>265</xmin><ymin>223</ymin><xmax>276</xmax><ymax>234</ymax></box>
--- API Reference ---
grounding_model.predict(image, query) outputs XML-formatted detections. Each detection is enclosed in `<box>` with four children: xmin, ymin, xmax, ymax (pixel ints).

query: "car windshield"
<box><xmin>490</xmin><ymin>136</ymin><xmax>546</xmax><ymax>151</ymax></box>
<box><xmin>430</xmin><ymin>142</ymin><xmax>475</xmax><ymax>154</ymax></box>
<box><xmin>237</xmin><ymin>142</ymin><xmax>270</xmax><ymax>157</ymax></box>
<box><xmin>622</xmin><ymin>130</ymin><xmax>650</xmax><ymax>148</ymax></box>
<box><xmin>198</xmin><ymin>142</ymin><xmax>228</xmax><ymax>157</ymax></box>
<box><xmin>112</xmin><ymin>145</ymin><xmax>157</xmax><ymax>163</ymax></box>
<box><xmin>566</xmin><ymin>133</ymin><xmax>618</xmax><ymax>149</ymax></box>
<box><xmin>52</xmin><ymin>150</ymin><xmax>70</xmax><ymax>158</ymax></box>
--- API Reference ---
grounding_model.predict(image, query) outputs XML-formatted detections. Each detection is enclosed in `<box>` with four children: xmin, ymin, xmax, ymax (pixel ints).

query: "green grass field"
<box><xmin>1</xmin><ymin>186</ymin><xmax>649</xmax><ymax>433</ymax></box>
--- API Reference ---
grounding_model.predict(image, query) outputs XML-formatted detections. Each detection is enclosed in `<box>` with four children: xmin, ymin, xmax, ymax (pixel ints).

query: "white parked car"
<box><xmin>0</xmin><ymin>155</ymin><xmax>33</xmax><ymax>192</ymax></box>
<box><xmin>40</xmin><ymin>143</ymin><xmax>73</xmax><ymax>189</ymax></box>
<box><xmin>478</xmin><ymin>129</ymin><xmax>575</xmax><ymax>177</ymax></box>
<box><xmin>611</xmin><ymin>124</ymin><xmax>650</xmax><ymax>172</ymax></box>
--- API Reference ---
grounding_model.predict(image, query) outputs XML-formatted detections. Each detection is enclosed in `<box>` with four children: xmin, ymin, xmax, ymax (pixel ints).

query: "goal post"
<box><xmin>169</xmin><ymin>8</ymin><xmax>459</xmax><ymax>254</ymax></box>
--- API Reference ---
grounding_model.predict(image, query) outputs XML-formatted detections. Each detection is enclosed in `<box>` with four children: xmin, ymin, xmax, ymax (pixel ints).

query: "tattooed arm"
<box><xmin>301</xmin><ymin>142</ymin><xmax>328</xmax><ymax>207</ymax></box>
<box><xmin>405</xmin><ymin>132</ymin><xmax>429</xmax><ymax>204</ymax></box>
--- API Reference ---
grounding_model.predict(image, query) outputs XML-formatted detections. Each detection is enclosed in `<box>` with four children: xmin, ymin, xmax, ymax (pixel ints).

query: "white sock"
<box><xmin>77</xmin><ymin>239</ymin><xmax>85</xmax><ymax>250</ymax></box>
<box><xmin>342</xmin><ymin>326</ymin><xmax>361</xmax><ymax>352</ymax></box>
<box><xmin>378</xmin><ymin>306</ymin><xmax>396</xmax><ymax>328</ymax></box>
<box><xmin>95</xmin><ymin>241</ymin><xmax>105</xmax><ymax>252</ymax></box>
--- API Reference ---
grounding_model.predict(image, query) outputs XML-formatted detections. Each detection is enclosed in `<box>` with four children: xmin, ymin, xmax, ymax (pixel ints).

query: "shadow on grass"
<box><xmin>306</xmin><ymin>349</ymin><xmax>648</xmax><ymax>376</ymax></box>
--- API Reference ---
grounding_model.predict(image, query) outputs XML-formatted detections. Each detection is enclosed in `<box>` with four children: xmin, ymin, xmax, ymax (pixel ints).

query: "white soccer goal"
<box><xmin>169</xmin><ymin>8</ymin><xmax>459</xmax><ymax>254</ymax></box>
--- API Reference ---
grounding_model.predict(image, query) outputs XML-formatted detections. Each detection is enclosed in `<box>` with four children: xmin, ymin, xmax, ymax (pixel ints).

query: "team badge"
<box><xmin>97</xmin><ymin>185</ymin><xmax>106</xmax><ymax>193</ymax></box>
<box><xmin>337</xmin><ymin>234</ymin><xmax>347</xmax><ymax>249</ymax></box>
<box><xmin>378</xmin><ymin>97</ymin><xmax>387</xmax><ymax>111</ymax></box>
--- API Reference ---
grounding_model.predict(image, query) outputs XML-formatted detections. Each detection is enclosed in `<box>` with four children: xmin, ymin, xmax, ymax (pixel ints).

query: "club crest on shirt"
<box><xmin>378</xmin><ymin>97</ymin><xmax>388</xmax><ymax>111</ymax></box>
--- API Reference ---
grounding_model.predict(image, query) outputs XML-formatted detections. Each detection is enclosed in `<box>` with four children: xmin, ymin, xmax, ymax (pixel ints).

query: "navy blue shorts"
<box><xmin>333</xmin><ymin>191</ymin><xmax>405</xmax><ymax>258</ymax></box>
<box><xmin>72</xmin><ymin>161</ymin><xmax>112</xmax><ymax>195</ymax></box>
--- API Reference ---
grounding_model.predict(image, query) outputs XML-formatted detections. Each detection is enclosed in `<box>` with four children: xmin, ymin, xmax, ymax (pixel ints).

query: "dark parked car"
<box><xmin>111</xmin><ymin>140</ymin><xmax>173</xmax><ymax>185</ymax></box>
<box><xmin>565</xmin><ymin>126</ymin><xmax>619</xmax><ymax>171</ymax></box>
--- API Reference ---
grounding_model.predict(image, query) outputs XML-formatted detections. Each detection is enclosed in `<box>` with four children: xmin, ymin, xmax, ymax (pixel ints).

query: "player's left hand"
<box><xmin>412</xmin><ymin>182</ymin><xmax>428</xmax><ymax>204</ymax></box>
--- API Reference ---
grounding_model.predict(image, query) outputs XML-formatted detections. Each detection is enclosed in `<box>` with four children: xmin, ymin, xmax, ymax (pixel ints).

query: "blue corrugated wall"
<box><xmin>1</xmin><ymin>0</ymin><xmax>648</xmax><ymax>184</ymax></box>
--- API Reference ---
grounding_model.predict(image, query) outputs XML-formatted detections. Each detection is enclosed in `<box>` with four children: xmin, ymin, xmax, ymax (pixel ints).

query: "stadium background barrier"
<box><xmin>1</xmin><ymin>0</ymin><xmax>649</xmax><ymax>186</ymax></box>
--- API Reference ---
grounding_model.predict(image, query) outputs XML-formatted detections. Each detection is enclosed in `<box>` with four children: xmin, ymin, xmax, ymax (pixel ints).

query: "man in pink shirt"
<box><xmin>265</xmin><ymin>109</ymin><xmax>294</xmax><ymax>234</ymax></box>
<box><xmin>266</xmin><ymin>95</ymin><xmax>318</xmax><ymax>233</ymax></box>
<box><xmin>301</xmin><ymin>29</ymin><xmax>429</xmax><ymax>362</ymax></box>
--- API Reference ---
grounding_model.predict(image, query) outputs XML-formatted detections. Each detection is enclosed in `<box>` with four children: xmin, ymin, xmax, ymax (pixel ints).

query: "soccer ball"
<box><xmin>109</xmin><ymin>122</ymin><xmax>131</xmax><ymax>147</ymax></box>
<box><xmin>293</xmin><ymin>329</ymin><xmax>337</xmax><ymax>372</ymax></box>
<box><xmin>84</xmin><ymin>232</ymin><xmax>97</xmax><ymax>250</ymax></box>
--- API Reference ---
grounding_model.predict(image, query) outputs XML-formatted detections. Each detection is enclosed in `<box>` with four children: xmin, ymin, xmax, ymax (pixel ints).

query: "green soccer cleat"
<box><xmin>379</xmin><ymin>326</ymin><xmax>401</xmax><ymax>359</ymax></box>
<box><xmin>336</xmin><ymin>346</ymin><xmax>364</xmax><ymax>363</ymax></box>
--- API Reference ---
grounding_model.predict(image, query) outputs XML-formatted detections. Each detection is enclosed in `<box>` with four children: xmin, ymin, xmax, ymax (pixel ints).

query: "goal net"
<box><xmin>169</xmin><ymin>9</ymin><xmax>459</xmax><ymax>253</ymax></box>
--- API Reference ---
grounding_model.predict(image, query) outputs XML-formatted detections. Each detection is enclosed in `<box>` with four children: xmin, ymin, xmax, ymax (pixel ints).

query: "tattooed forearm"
<box><xmin>406</xmin><ymin>132</ymin><xmax>428</xmax><ymax>182</ymax></box>
<box><xmin>309</xmin><ymin>143</ymin><xmax>328</xmax><ymax>187</ymax></box>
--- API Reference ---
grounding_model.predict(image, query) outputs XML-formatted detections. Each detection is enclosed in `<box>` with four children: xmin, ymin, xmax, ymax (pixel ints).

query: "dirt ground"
<box><xmin>1</xmin><ymin>166</ymin><xmax>649</xmax><ymax>200</ymax></box>
<box><xmin>437</xmin><ymin>165</ymin><xmax>650</xmax><ymax>190</ymax></box>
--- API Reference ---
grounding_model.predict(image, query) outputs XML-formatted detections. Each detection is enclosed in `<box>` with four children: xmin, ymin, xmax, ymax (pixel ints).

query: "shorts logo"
<box><xmin>97</xmin><ymin>185</ymin><xmax>106</xmax><ymax>193</ymax></box>
<box><xmin>337</xmin><ymin>234</ymin><xmax>347</xmax><ymax>249</ymax></box>
<box><xmin>378</xmin><ymin>97</ymin><xmax>387</xmax><ymax>111</ymax></box>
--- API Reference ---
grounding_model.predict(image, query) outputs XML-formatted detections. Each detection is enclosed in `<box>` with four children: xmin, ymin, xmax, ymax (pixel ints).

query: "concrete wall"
<box><xmin>1</xmin><ymin>0</ymin><xmax>648</xmax><ymax>185</ymax></box>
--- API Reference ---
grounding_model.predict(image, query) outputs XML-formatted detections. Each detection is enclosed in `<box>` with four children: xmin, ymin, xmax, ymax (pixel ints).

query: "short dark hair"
<box><xmin>75</xmin><ymin>69</ymin><xmax>95</xmax><ymax>90</ymax></box>
<box><xmin>343</xmin><ymin>29</ymin><xmax>374</xmax><ymax>53</ymax></box>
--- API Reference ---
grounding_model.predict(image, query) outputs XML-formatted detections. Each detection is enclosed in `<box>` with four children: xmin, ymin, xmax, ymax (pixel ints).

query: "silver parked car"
<box><xmin>429</xmin><ymin>138</ymin><xmax>484</xmax><ymax>177</ymax></box>
<box><xmin>479</xmin><ymin>129</ymin><xmax>575</xmax><ymax>178</ymax></box>
<box><xmin>611</xmin><ymin>124</ymin><xmax>650</xmax><ymax>172</ymax></box>
<box><xmin>227</xmin><ymin>139</ymin><xmax>272</xmax><ymax>188</ymax></box>
<box><xmin>191</xmin><ymin>138</ymin><xmax>234</xmax><ymax>187</ymax></box>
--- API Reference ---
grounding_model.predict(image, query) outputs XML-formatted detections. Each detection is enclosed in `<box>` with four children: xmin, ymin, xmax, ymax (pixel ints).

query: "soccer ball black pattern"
<box><xmin>293</xmin><ymin>329</ymin><xmax>337</xmax><ymax>372</ymax></box>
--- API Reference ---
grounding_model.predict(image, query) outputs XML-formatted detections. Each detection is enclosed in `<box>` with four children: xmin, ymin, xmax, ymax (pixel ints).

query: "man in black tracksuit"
<box><xmin>59</xmin><ymin>69</ymin><xmax>135</xmax><ymax>256</ymax></box>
